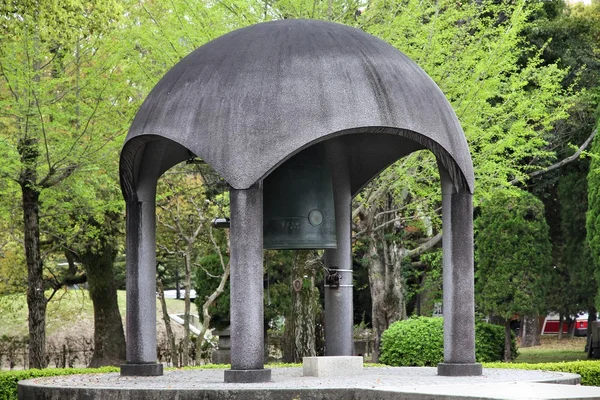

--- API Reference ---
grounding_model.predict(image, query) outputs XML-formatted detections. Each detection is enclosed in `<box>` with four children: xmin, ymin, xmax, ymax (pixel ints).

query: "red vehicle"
<box><xmin>542</xmin><ymin>313</ymin><xmax>589</xmax><ymax>337</ymax></box>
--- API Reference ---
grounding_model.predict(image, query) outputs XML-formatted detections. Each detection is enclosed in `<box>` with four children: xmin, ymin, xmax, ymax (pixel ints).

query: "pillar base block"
<box><xmin>303</xmin><ymin>356</ymin><xmax>363</xmax><ymax>377</ymax></box>
<box><xmin>224</xmin><ymin>369</ymin><xmax>271</xmax><ymax>383</ymax></box>
<box><xmin>437</xmin><ymin>362</ymin><xmax>482</xmax><ymax>376</ymax></box>
<box><xmin>120</xmin><ymin>362</ymin><xmax>163</xmax><ymax>376</ymax></box>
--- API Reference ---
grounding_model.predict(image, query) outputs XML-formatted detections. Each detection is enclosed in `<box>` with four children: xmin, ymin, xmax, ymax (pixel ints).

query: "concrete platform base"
<box><xmin>437</xmin><ymin>362</ymin><xmax>483</xmax><ymax>376</ymax></box>
<box><xmin>18</xmin><ymin>366</ymin><xmax>591</xmax><ymax>400</ymax></box>
<box><xmin>392</xmin><ymin>382</ymin><xmax>600</xmax><ymax>399</ymax></box>
<box><xmin>303</xmin><ymin>356</ymin><xmax>363</xmax><ymax>377</ymax></box>
<box><xmin>120</xmin><ymin>362</ymin><xmax>163</xmax><ymax>376</ymax></box>
<box><xmin>223</xmin><ymin>368</ymin><xmax>271</xmax><ymax>383</ymax></box>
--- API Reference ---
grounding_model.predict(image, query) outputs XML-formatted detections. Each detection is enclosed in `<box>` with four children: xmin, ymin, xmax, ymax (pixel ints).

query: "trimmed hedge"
<box><xmin>484</xmin><ymin>361</ymin><xmax>600</xmax><ymax>387</ymax></box>
<box><xmin>0</xmin><ymin>367</ymin><xmax>118</xmax><ymax>400</ymax></box>
<box><xmin>380</xmin><ymin>316</ymin><xmax>517</xmax><ymax>366</ymax></box>
<box><xmin>380</xmin><ymin>317</ymin><xmax>444</xmax><ymax>366</ymax></box>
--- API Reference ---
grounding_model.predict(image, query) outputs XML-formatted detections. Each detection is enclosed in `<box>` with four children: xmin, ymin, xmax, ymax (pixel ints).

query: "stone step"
<box><xmin>302</xmin><ymin>356</ymin><xmax>363</xmax><ymax>377</ymax></box>
<box><xmin>386</xmin><ymin>382</ymin><xmax>600</xmax><ymax>400</ymax></box>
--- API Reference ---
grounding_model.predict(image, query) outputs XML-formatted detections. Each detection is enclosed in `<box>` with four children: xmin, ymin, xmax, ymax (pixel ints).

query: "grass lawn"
<box><xmin>515</xmin><ymin>335</ymin><xmax>589</xmax><ymax>363</ymax></box>
<box><xmin>0</xmin><ymin>289</ymin><xmax>189</xmax><ymax>340</ymax></box>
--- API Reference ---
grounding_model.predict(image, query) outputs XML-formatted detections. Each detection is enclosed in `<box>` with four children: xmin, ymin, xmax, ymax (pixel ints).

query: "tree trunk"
<box><xmin>368</xmin><ymin>238</ymin><xmax>386</xmax><ymax>363</ymax></box>
<box><xmin>21</xmin><ymin>29</ymin><xmax>48</xmax><ymax>370</ymax></box>
<box><xmin>283</xmin><ymin>251</ymin><xmax>318</xmax><ymax>362</ymax></box>
<box><xmin>366</xmin><ymin>231</ymin><xmax>406</xmax><ymax>363</ymax></box>
<box><xmin>587</xmin><ymin>308</ymin><xmax>596</xmax><ymax>358</ymax></box>
<box><xmin>504</xmin><ymin>320</ymin><xmax>512</xmax><ymax>362</ymax></box>
<box><xmin>81</xmin><ymin>243</ymin><xmax>126</xmax><ymax>367</ymax></box>
<box><xmin>182</xmin><ymin>249</ymin><xmax>192</xmax><ymax>366</ymax></box>
<box><xmin>194</xmin><ymin>228</ymin><xmax>230</xmax><ymax>365</ymax></box>
<box><xmin>157</xmin><ymin>279</ymin><xmax>178</xmax><ymax>367</ymax></box>
<box><xmin>22</xmin><ymin>181</ymin><xmax>47</xmax><ymax>369</ymax></box>
<box><xmin>568</xmin><ymin>318</ymin><xmax>576</xmax><ymax>338</ymax></box>
<box><xmin>521</xmin><ymin>314</ymin><xmax>540</xmax><ymax>348</ymax></box>
<box><xmin>558</xmin><ymin>313</ymin><xmax>564</xmax><ymax>340</ymax></box>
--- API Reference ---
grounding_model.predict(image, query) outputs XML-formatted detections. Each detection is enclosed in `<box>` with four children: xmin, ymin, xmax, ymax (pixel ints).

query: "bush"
<box><xmin>0</xmin><ymin>367</ymin><xmax>118</xmax><ymax>400</ymax></box>
<box><xmin>380</xmin><ymin>317</ymin><xmax>517</xmax><ymax>366</ymax></box>
<box><xmin>484</xmin><ymin>361</ymin><xmax>600</xmax><ymax>386</ymax></box>
<box><xmin>380</xmin><ymin>317</ymin><xmax>444</xmax><ymax>366</ymax></box>
<box><xmin>475</xmin><ymin>321</ymin><xmax>518</xmax><ymax>362</ymax></box>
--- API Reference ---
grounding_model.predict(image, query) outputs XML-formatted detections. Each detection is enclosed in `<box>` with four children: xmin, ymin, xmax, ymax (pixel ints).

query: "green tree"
<box><xmin>156</xmin><ymin>164</ymin><xmax>231</xmax><ymax>366</ymax></box>
<box><xmin>587</xmin><ymin>121</ymin><xmax>600</xmax><ymax>309</ymax></box>
<box><xmin>69</xmin><ymin>211</ymin><xmax>126</xmax><ymax>367</ymax></box>
<box><xmin>526</xmin><ymin>0</ymin><xmax>600</xmax><ymax>335</ymax></box>
<box><xmin>0</xmin><ymin>0</ymin><xmax>128</xmax><ymax>368</ymax></box>
<box><xmin>557</xmin><ymin>164</ymin><xmax>595</xmax><ymax>329</ymax></box>
<box><xmin>475</xmin><ymin>189</ymin><xmax>552</xmax><ymax>361</ymax></box>
<box><xmin>61</xmin><ymin>162</ymin><xmax>127</xmax><ymax>367</ymax></box>
<box><xmin>351</xmin><ymin>0</ymin><xmax>571</xmax><ymax>359</ymax></box>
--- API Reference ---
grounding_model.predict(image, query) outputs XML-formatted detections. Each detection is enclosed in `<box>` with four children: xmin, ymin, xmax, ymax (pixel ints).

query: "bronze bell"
<box><xmin>263</xmin><ymin>145</ymin><xmax>337</xmax><ymax>249</ymax></box>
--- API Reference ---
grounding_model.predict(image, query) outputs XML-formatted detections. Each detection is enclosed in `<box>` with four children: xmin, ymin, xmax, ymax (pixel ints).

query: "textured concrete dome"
<box><xmin>120</xmin><ymin>19</ymin><xmax>474</xmax><ymax>198</ymax></box>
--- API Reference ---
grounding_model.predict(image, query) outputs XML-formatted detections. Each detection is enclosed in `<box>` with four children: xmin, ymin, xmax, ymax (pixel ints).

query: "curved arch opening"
<box><xmin>258</xmin><ymin>127</ymin><xmax>471</xmax><ymax>196</ymax></box>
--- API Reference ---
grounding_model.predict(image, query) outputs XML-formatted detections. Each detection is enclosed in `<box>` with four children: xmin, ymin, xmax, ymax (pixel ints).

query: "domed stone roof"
<box><xmin>120</xmin><ymin>19</ymin><xmax>474</xmax><ymax>198</ymax></box>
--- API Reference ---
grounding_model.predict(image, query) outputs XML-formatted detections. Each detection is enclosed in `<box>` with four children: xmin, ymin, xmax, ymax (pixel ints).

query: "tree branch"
<box><xmin>209</xmin><ymin>226</ymin><xmax>227</xmax><ymax>272</ymax></box>
<box><xmin>38</xmin><ymin>164</ymin><xmax>78</xmax><ymax>188</ymax></box>
<box><xmin>0</xmin><ymin>59</ymin><xmax>19</xmax><ymax>101</ymax></box>
<box><xmin>141</xmin><ymin>3</ymin><xmax>182</xmax><ymax>58</ymax></box>
<box><xmin>373</xmin><ymin>207</ymin><xmax>441</xmax><ymax>233</ymax></box>
<box><xmin>407</xmin><ymin>232</ymin><xmax>442</xmax><ymax>258</ymax></box>
<box><xmin>195</xmin><ymin>263</ymin><xmax>221</xmax><ymax>279</ymax></box>
<box><xmin>510</xmin><ymin>127</ymin><xmax>598</xmax><ymax>185</ymax></box>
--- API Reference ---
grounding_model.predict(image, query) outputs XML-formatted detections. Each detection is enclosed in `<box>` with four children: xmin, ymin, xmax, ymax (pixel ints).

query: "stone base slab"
<box><xmin>437</xmin><ymin>362</ymin><xmax>482</xmax><ymax>376</ymax></box>
<box><xmin>224</xmin><ymin>368</ymin><xmax>271</xmax><ymax>383</ymax></box>
<box><xmin>303</xmin><ymin>356</ymin><xmax>363</xmax><ymax>377</ymax></box>
<box><xmin>120</xmin><ymin>363</ymin><xmax>163</xmax><ymax>376</ymax></box>
<box><xmin>18</xmin><ymin>367</ymin><xmax>584</xmax><ymax>400</ymax></box>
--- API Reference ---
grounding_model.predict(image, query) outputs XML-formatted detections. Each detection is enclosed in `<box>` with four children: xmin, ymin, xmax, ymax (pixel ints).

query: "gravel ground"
<box><xmin>22</xmin><ymin>366</ymin><xmax>580</xmax><ymax>390</ymax></box>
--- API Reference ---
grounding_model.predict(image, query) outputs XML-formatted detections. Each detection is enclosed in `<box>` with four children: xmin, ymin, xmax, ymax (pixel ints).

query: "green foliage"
<box><xmin>475</xmin><ymin>322</ymin><xmax>518</xmax><ymax>363</ymax></box>
<box><xmin>0</xmin><ymin>367</ymin><xmax>118</xmax><ymax>400</ymax></box>
<box><xmin>405</xmin><ymin>249</ymin><xmax>443</xmax><ymax>316</ymax></box>
<box><xmin>264</xmin><ymin>250</ymin><xmax>295</xmax><ymax>329</ymax></box>
<box><xmin>0</xmin><ymin>0</ymin><xmax>134</xmax><ymax>349</ymax></box>
<box><xmin>365</xmin><ymin>0</ymin><xmax>571</xmax><ymax>194</ymax></box>
<box><xmin>555</xmin><ymin>162</ymin><xmax>595</xmax><ymax>314</ymax></box>
<box><xmin>121</xmin><ymin>0</ymin><xmax>257</xmax><ymax>97</ymax></box>
<box><xmin>379</xmin><ymin>317</ymin><xmax>516</xmax><ymax>366</ymax></box>
<box><xmin>529</xmin><ymin>0</ymin><xmax>600</xmax><ymax>324</ymax></box>
<box><xmin>353</xmin><ymin>0</ymin><xmax>572</xmax><ymax>331</ymax></box>
<box><xmin>475</xmin><ymin>189</ymin><xmax>552</xmax><ymax>319</ymax></box>
<box><xmin>156</xmin><ymin>164</ymin><xmax>229</xmax><ymax>315</ymax></box>
<box><xmin>587</xmin><ymin>127</ymin><xmax>600</xmax><ymax>308</ymax></box>
<box><xmin>526</xmin><ymin>0</ymin><xmax>600</xmax><ymax>91</ymax></box>
<box><xmin>194</xmin><ymin>253</ymin><xmax>230</xmax><ymax>329</ymax></box>
<box><xmin>380</xmin><ymin>317</ymin><xmax>444</xmax><ymax>366</ymax></box>
<box><xmin>0</xmin><ymin>0</ymin><xmax>132</xmax><ymax>186</ymax></box>
<box><xmin>485</xmin><ymin>361</ymin><xmax>600</xmax><ymax>387</ymax></box>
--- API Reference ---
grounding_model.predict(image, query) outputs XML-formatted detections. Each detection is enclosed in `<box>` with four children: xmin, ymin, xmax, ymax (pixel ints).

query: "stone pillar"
<box><xmin>121</xmin><ymin>198</ymin><xmax>163</xmax><ymax>376</ymax></box>
<box><xmin>225</xmin><ymin>184</ymin><xmax>271</xmax><ymax>383</ymax></box>
<box><xmin>437</xmin><ymin>169</ymin><xmax>482</xmax><ymax>376</ymax></box>
<box><xmin>324</xmin><ymin>141</ymin><xmax>353</xmax><ymax>356</ymax></box>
